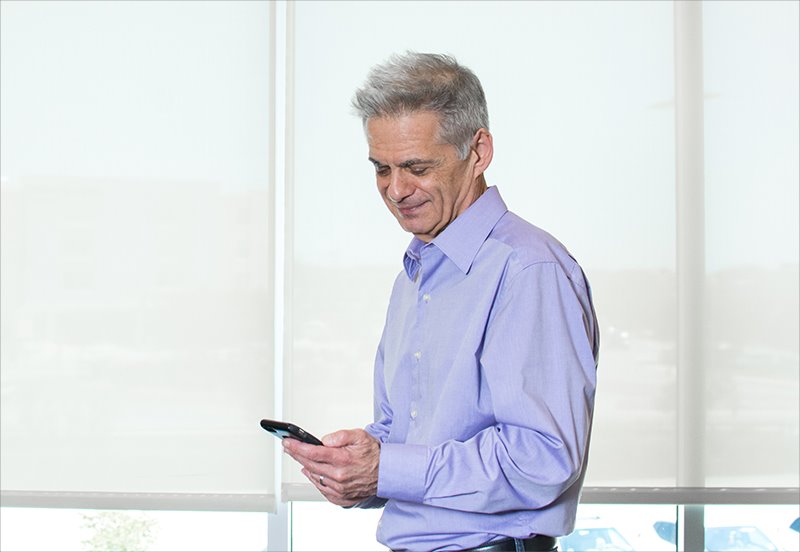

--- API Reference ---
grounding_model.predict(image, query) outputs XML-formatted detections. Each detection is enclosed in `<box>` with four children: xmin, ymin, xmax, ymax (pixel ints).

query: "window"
<box><xmin>2</xmin><ymin>1</ymin><xmax>797</xmax><ymax>551</ymax></box>
<box><xmin>1</xmin><ymin>0</ymin><xmax>275</xmax><ymax>508</ymax></box>
<box><xmin>0</xmin><ymin>508</ymin><xmax>269</xmax><ymax>552</ymax></box>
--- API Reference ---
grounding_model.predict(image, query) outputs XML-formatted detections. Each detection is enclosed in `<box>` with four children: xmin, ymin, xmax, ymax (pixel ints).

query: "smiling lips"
<box><xmin>396</xmin><ymin>201</ymin><xmax>426</xmax><ymax>218</ymax></box>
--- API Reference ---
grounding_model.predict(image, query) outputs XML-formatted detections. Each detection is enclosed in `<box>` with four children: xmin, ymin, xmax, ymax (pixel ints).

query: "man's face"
<box><xmin>367</xmin><ymin>111</ymin><xmax>478</xmax><ymax>243</ymax></box>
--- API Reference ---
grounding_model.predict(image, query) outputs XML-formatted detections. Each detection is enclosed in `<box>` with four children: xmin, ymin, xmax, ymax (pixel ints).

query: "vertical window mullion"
<box><xmin>674</xmin><ymin>1</ymin><xmax>706</xmax><ymax>550</ymax></box>
<box><xmin>269</xmin><ymin>1</ymin><xmax>294</xmax><ymax>550</ymax></box>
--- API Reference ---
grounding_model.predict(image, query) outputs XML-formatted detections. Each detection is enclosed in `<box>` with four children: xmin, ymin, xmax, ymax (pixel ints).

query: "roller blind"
<box><xmin>0</xmin><ymin>0</ymin><xmax>275</xmax><ymax>508</ymax></box>
<box><xmin>701</xmin><ymin>0</ymin><xmax>799</xmax><ymax>486</ymax></box>
<box><xmin>284</xmin><ymin>0</ymin><xmax>798</xmax><ymax>495</ymax></box>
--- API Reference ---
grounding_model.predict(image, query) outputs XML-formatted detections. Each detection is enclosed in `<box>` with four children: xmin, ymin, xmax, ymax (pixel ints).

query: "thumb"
<box><xmin>321</xmin><ymin>429</ymin><xmax>362</xmax><ymax>447</ymax></box>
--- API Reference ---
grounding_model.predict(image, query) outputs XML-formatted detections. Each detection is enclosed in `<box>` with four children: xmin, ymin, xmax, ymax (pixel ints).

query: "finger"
<box><xmin>321</xmin><ymin>429</ymin><xmax>356</xmax><ymax>447</ymax></box>
<box><xmin>286</xmin><ymin>448</ymin><xmax>333</xmax><ymax>479</ymax></box>
<box><xmin>282</xmin><ymin>444</ymin><xmax>311</xmax><ymax>469</ymax></box>
<box><xmin>283</xmin><ymin>438</ymin><xmax>322</xmax><ymax>456</ymax></box>
<box><xmin>285</xmin><ymin>441</ymin><xmax>341</xmax><ymax>469</ymax></box>
<box><xmin>322</xmin><ymin>428</ymin><xmax>374</xmax><ymax>447</ymax></box>
<box><xmin>291</xmin><ymin>439</ymin><xmax>343</xmax><ymax>463</ymax></box>
<box><xmin>324</xmin><ymin>490</ymin><xmax>359</xmax><ymax>507</ymax></box>
<box><xmin>297</xmin><ymin>456</ymin><xmax>342</xmax><ymax>482</ymax></box>
<box><xmin>316</xmin><ymin>480</ymin><xmax>360</xmax><ymax>508</ymax></box>
<box><xmin>302</xmin><ymin>468</ymin><xmax>345</xmax><ymax>499</ymax></box>
<box><xmin>301</xmin><ymin>467</ymin><xmax>334</xmax><ymax>491</ymax></box>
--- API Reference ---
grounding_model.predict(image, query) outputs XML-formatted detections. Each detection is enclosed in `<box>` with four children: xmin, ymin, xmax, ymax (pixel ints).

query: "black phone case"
<box><xmin>260</xmin><ymin>419</ymin><xmax>323</xmax><ymax>446</ymax></box>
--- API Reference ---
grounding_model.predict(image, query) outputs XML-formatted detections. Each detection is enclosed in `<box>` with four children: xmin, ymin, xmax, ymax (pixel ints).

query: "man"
<box><xmin>283</xmin><ymin>52</ymin><xmax>599</xmax><ymax>552</ymax></box>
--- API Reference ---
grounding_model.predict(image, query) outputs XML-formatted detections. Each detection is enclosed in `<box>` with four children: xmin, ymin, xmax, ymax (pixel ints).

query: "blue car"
<box><xmin>559</xmin><ymin>527</ymin><xmax>635</xmax><ymax>551</ymax></box>
<box><xmin>654</xmin><ymin>521</ymin><xmax>779</xmax><ymax>551</ymax></box>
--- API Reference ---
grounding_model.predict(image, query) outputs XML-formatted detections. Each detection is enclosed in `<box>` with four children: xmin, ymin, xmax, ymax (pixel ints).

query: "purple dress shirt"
<box><xmin>363</xmin><ymin>186</ymin><xmax>599</xmax><ymax>551</ymax></box>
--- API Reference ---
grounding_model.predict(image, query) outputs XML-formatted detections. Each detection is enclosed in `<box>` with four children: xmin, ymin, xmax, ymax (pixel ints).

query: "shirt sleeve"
<box><xmin>351</xmin><ymin>321</ymin><xmax>392</xmax><ymax>510</ymax></box>
<box><xmin>365</xmin><ymin>325</ymin><xmax>393</xmax><ymax>444</ymax></box>
<box><xmin>377</xmin><ymin>261</ymin><xmax>598</xmax><ymax>513</ymax></box>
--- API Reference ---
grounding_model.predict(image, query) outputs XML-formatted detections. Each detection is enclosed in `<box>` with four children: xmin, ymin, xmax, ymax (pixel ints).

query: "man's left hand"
<box><xmin>283</xmin><ymin>428</ymin><xmax>380</xmax><ymax>507</ymax></box>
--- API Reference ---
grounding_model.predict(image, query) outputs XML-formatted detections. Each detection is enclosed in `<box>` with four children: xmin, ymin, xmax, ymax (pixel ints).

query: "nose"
<box><xmin>386</xmin><ymin>171</ymin><xmax>415</xmax><ymax>204</ymax></box>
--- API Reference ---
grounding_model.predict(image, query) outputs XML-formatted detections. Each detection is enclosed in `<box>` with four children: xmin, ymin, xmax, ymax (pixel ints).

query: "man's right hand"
<box><xmin>283</xmin><ymin>428</ymin><xmax>380</xmax><ymax>507</ymax></box>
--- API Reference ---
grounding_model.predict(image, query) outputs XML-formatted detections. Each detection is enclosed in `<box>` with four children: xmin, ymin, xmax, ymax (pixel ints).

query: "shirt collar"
<box><xmin>402</xmin><ymin>186</ymin><xmax>508</xmax><ymax>279</ymax></box>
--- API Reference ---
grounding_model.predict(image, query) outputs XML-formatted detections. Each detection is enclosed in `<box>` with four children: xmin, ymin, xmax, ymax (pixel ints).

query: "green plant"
<box><xmin>81</xmin><ymin>510</ymin><xmax>157</xmax><ymax>552</ymax></box>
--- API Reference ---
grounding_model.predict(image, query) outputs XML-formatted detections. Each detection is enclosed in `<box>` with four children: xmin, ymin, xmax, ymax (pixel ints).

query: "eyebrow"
<box><xmin>368</xmin><ymin>157</ymin><xmax>438</xmax><ymax>168</ymax></box>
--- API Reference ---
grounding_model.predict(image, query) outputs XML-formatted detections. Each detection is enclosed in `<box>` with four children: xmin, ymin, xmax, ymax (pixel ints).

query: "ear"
<box><xmin>469</xmin><ymin>128</ymin><xmax>493</xmax><ymax>178</ymax></box>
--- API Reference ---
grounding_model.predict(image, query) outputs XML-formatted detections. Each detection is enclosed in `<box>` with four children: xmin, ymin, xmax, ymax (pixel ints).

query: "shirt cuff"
<box><xmin>376</xmin><ymin>442</ymin><xmax>428</xmax><ymax>503</ymax></box>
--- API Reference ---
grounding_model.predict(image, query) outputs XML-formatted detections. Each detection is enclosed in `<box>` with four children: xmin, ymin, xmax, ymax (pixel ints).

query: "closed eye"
<box><xmin>370</xmin><ymin>159</ymin><xmax>390</xmax><ymax>176</ymax></box>
<box><xmin>398</xmin><ymin>158</ymin><xmax>437</xmax><ymax>175</ymax></box>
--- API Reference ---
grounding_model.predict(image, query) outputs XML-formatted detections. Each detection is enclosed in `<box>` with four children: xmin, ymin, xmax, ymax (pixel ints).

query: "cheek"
<box><xmin>376</xmin><ymin>179</ymin><xmax>391</xmax><ymax>202</ymax></box>
<box><xmin>422</xmin><ymin>178</ymin><xmax>453</xmax><ymax>208</ymax></box>
<box><xmin>416</xmin><ymin>176</ymin><xmax>444</xmax><ymax>198</ymax></box>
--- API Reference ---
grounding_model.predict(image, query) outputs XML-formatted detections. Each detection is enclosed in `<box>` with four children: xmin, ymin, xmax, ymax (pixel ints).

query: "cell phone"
<box><xmin>260</xmin><ymin>419</ymin><xmax>323</xmax><ymax>446</ymax></box>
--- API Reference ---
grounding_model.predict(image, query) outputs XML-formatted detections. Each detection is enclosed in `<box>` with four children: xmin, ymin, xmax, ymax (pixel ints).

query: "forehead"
<box><xmin>366</xmin><ymin>111</ymin><xmax>451</xmax><ymax>161</ymax></box>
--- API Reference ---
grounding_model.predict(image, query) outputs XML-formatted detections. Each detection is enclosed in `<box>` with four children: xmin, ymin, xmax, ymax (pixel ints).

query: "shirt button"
<box><xmin>422</xmin><ymin>293</ymin><xmax>431</xmax><ymax>303</ymax></box>
<box><xmin>413</xmin><ymin>351</ymin><xmax>422</xmax><ymax>360</ymax></box>
<box><xmin>410</xmin><ymin>409</ymin><xmax>418</xmax><ymax>419</ymax></box>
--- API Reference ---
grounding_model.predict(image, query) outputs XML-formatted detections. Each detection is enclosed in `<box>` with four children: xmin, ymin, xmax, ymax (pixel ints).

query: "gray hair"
<box><xmin>352</xmin><ymin>52</ymin><xmax>489</xmax><ymax>160</ymax></box>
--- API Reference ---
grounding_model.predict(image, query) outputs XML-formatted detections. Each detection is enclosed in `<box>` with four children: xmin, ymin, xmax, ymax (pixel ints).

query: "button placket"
<box><xmin>409</xmin><ymin>245</ymin><xmax>437</xmax><ymax>428</ymax></box>
<box><xmin>410</xmin><ymin>251</ymin><xmax>433</xmax><ymax>426</ymax></box>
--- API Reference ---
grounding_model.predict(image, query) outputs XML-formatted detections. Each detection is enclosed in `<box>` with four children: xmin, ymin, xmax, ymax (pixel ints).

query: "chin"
<box><xmin>399</xmin><ymin>219</ymin><xmax>423</xmax><ymax>232</ymax></box>
<box><xmin>394</xmin><ymin>215</ymin><xmax>433</xmax><ymax>238</ymax></box>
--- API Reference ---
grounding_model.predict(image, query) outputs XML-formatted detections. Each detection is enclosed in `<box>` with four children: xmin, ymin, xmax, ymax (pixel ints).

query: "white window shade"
<box><xmin>701</xmin><ymin>0</ymin><xmax>799</xmax><ymax>487</ymax></box>
<box><xmin>0</xmin><ymin>1</ymin><xmax>275</xmax><ymax>508</ymax></box>
<box><xmin>284</xmin><ymin>0</ymin><xmax>798</xmax><ymax>497</ymax></box>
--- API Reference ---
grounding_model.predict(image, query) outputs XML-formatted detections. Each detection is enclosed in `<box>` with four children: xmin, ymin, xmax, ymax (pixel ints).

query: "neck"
<box><xmin>466</xmin><ymin>176</ymin><xmax>488</xmax><ymax>207</ymax></box>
